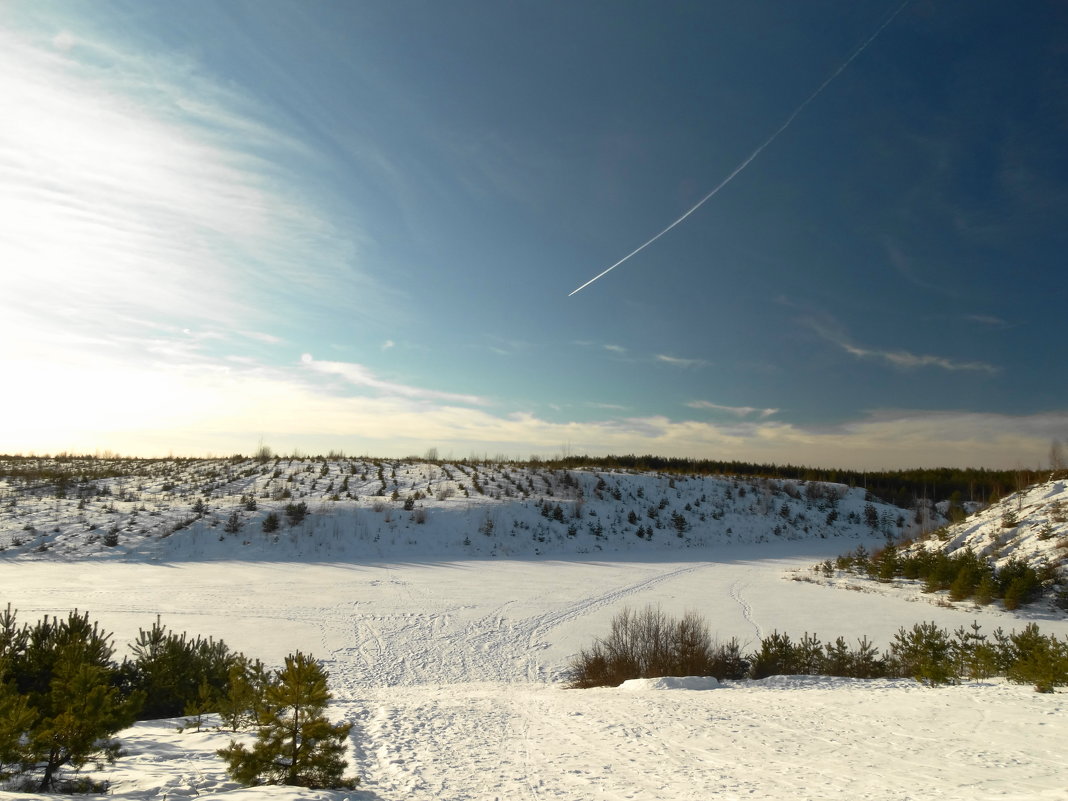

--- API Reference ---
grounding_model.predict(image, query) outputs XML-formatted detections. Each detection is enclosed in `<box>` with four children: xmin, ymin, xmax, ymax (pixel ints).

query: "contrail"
<box><xmin>569</xmin><ymin>0</ymin><xmax>911</xmax><ymax>297</ymax></box>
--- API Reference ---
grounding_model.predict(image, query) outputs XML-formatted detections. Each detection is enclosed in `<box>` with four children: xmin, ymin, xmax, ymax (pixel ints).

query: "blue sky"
<box><xmin>2</xmin><ymin>1</ymin><xmax>1066</xmax><ymax>468</ymax></box>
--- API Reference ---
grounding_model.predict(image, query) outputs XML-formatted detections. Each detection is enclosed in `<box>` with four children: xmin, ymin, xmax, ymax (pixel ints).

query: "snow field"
<box><xmin>2</xmin><ymin>539</ymin><xmax>1068</xmax><ymax>800</ymax></box>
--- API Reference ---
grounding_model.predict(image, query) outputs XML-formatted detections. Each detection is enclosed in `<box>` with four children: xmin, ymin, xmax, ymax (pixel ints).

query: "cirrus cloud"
<box><xmin>687</xmin><ymin>401</ymin><xmax>779</xmax><ymax>418</ymax></box>
<box><xmin>656</xmin><ymin>354</ymin><xmax>709</xmax><ymax>369</ymax></box>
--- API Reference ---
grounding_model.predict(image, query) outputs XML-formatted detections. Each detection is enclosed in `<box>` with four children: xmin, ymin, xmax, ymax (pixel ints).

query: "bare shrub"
<box><xmin>567</xmin><ymin>606</ymin><xmax>746</xmax><ymax>688</ymax></box>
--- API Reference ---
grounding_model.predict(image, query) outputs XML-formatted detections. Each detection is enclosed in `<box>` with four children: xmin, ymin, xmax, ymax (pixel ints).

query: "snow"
<box><xmin>1</xmin><ymin>459</ymin><xmax>1067</xmax><ymax>800</ymax></box>
<box><xmin>619</xmin><ymin>675</ymin><xmax>720</xmax><ymax>690</ymax></box>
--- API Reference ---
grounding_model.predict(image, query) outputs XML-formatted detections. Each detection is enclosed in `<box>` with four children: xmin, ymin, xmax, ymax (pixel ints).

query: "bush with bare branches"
<box><xmin>566</xmin><ymin>606</ymin><xmax>747</xmax><ymax>688</ymax></box>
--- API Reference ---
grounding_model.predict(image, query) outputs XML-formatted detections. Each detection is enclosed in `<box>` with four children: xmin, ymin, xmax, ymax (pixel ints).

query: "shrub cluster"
<box><xmin>833</xmin><ymin>546</ymin><xmax>1054</xmax><ymax>609</ymax></box>
<box><xmin>566</xmin><ymin>606</ymin><xmax>746</xmax><ymax>689</ymax></box>
<box><xmin>0</xmin><ymin>606</ymin><xmax>141</xmax><ymax>792</ymax></box>
<box><xmin>568</xmin><ymin>607</ymin><xmax>1068</xmax><ymax>693</ymax></box>
<box><xmin>126</xmin><ymin>617</ymin><xmax>257</xmax><ymax>722</ymax></box>
<box><xmin>0</xmin><ymin>605</ymin><xmax>356</xmax><ymax>791</ymax></box>
<box><xmin>749</xmin><ymin>631</ymin><xmax>884</xmax><ymax>679</ymax></box>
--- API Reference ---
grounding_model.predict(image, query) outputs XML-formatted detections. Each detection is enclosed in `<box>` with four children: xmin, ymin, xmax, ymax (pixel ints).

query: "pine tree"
<box><xmin>0</xmin><ymin>671</ymin><xmax>35</xmax><ymax>781</ymax></box>
<box><xmin>284</xmin><ymin>502</ymin><xmax>309</xmax><ymax>527</ymax></box>
<box><xmin>216</xmin><ymin>656</ymin><xmax>268</xmax><ymax>732</ymax></box>
<box><xmin>1006</xmin><ymin>623</ymin><xmax>1068</xmax><ymax>693</ymax></box>
<box><xmin>823</xmin><ymin>637</ymin><xmax>852</xmax><ymax>676</ymax></box>
<box><xmin>218</xmin><ymin>652</ymin><xmax>357</xmax><ymax>789</ymax></box>
<box><xmin>180</xmin><ymin>676</ymin><xmax>215</xmax><ymax>732</ymax></box>
<box><xmin>973</xmin><ymin>572</ymin><xmax>997</xmax><ymax>605</ymax></box>
<box><xmin>671</xmin><ymin>511</ymin><xmax>689</xmax><ymax>537</ymax></box>
<box><xmin>863</xmin><ymin>503</ymin><xmax>879</xmax><ymax>530</ymax></box>
<box><xmin>957</xmin><ymin>620</ymin><xmax>998</xmax><ymax>682</ymax></box>
<box><xmin>6</xmin><ymin>610</ymin><xmax>143</xmax><ymax>791</ymax></box>
<box><xmin>890</xmin><ymin>622</ymin><xmax>955</xmax><ymax>686</ymax></box>
<box><xmin>849</xmin><ymin>635</ymin><xmax>884</xmax><ymax>679</ymax></box>
<box><xmin>224</xmin><ymin>511</ymin><xmax>242</xmax><ymax>534</ymax></box>
<box><xmin>129</xmin><ymin>617</ymin><xmax>237</xmax><ymax>720</ymax></box>
<box><xmin>28</xmin><ymin>646</ymin><xmax>140</xmax><ymax>791</ymax></box>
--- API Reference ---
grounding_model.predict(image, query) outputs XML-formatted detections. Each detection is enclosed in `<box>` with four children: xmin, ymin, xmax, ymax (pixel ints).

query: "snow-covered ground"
<box><xmin>3</xmin><ymin>541</ymin><xmax>1068</xmax><ymax>801</ymax></box>
<box><xmin>2</xmin><ymin>460</ymin><xmax>1067</xmax><ymax>800</ymax></box>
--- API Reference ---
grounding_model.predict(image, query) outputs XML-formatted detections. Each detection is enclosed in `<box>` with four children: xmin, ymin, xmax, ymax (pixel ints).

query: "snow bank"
<box><xmin>196</xmin><ymin>787</ymin><xmax>360</xmax><ymax>801</ymax></box>
<box><xmin>619</xmin><ymin>675</ymin><xmax>720</xmax><ymax>691</ymax></box>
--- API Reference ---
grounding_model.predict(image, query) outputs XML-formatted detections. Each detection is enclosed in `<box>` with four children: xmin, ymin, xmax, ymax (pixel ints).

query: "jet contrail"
<box><xmin>569</xmin><ymin>0</ymin><xmax>911</xmax><ymax>297</ymax></box>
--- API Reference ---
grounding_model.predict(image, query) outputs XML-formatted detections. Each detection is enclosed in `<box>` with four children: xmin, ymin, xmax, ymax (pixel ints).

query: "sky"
<box><xmin>2</xmin><ymin>0</ymin><xmax>1066</xmax><ymax>470</ymax></box>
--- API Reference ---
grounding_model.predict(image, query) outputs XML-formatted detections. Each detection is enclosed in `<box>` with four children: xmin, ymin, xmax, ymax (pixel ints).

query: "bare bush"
<box><xmin>567</xmin><ymin>606</ymin><xmax>746</xmax><ymax>688</ymax></box>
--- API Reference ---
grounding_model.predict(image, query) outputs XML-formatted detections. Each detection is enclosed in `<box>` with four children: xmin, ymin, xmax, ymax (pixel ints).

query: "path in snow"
<box><xmin>328</xmin><ymin>560</ymin><xmax>710</xmax><ymax>691</ymax></box>
<box><xmin>728</xmin><ymin>577</ymin><xmax>762</xmax><ymax>640</ymax></box>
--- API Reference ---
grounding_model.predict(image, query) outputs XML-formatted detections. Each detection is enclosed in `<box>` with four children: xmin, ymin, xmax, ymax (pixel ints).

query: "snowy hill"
<box><xmin>801</xmin><ymin>478</ymin><xmax>1068</xmax><ymax>618</ymax></box>
<box><xmin>908</xmin><ymin>478</ymin><xmax>1068</xmax><ymax>576</ymax></box>
<box><xmin>0</xmin><ymin>456</ymin><xmax>931</xmax><ymax>561</ymax></box>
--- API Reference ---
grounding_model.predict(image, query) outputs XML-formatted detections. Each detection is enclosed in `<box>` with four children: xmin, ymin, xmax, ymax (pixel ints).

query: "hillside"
<box><xmin>916</xmin><ymin>478</ymin><xmax>1068</xmax><ymax>574</ymax></box>
<box><xmin>0</xmin><ymin>456</ymin><xmax>930</xmax><ymax>561</ymax></box>
<box><xmin>806</xmin><ymin>478</ymin><xmax>1068</xmax><ymax>617</ymax></box>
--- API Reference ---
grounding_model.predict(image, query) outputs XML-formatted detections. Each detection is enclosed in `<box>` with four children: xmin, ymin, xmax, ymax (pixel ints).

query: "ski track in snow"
<box><xmin>729</xmin><ymin>578</ymin><xmax>762</xmax><ymax>641</ymax></box>
<box><xmin>327</xmin><ymin>561</ymin><xmax>709</xmax><ymax>692</ymax></box>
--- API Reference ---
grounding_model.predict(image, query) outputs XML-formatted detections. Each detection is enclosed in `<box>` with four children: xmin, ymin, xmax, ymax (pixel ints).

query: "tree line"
<box><xmin>540</xmin><ymin>454</ymin><xmax>1044</xmax><ymax>509</ymax></box>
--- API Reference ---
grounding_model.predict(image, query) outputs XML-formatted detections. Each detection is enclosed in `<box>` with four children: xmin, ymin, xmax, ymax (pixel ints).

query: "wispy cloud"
<box><xmin>8</xmin><ymin>368</ymin><xmax>1055</xmax><ymax>471</ymax></box>
<box><xmin>882</xmin><ymin>239</ymin><xmax>951</xmax><ymax>296</ymax></box>
<box><xmin>573</xmin><ymin>340</ymin><xmax>629</xmax><ymax>357</ymax></box>
<box><xmin>804</xmin><ymin>318</ymin><xmax>998</xmax><ymax>374</ymax></box>
<box><xmin>839</xmin><ymin>342</ymin><xmax>997</xmax><ymax>374</ymax></box>
<box><xmin>656</xmin><ymin>354</ymin><xmax>709</xmax><ymax>369</ymax></box>
<box><xmin>241</xmin><ymin>331</ymin><xmax>285</xmax><ymax>345</ymax></box>
<box><xmin>0</xmin><ymin>333</ymin><xmax>1057</xmax><ymax>470</ymax></box>
<box><xmin>963</xmin><ymin>314</ymin><xmax>1009</xmax><ymax>328</ymax></box>
<box><xmin>483</xmin><ymin>336</ymin><xmax>536</xmax><ymax>357</ymax></box>
<box><xmin>300</xmin><ymin>355</ymin><xmax>486</xmax><ymax>406</ymax></box>
<box><xmin>0</xmin><ymin>21</ymin><xmax>391</xmax><ymax>363</ymax></box>
<box><xmin>687</xmin><ymin>401</ymin><xmax>778</xmax><ymax>418</ymax></box>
